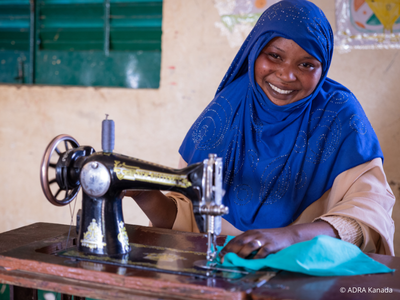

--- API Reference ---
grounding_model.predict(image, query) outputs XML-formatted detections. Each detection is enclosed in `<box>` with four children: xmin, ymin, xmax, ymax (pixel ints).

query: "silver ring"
<box><xmin>254</xmin><ymin>239</ymin><xmax>262</xmax><ymax>248</ymax></box>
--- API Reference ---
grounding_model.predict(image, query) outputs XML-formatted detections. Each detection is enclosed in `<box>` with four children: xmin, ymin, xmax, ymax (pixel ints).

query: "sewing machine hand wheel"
<box><xmin>40</xmin><ymin>134</ymin><xmax>80</xmax><ymax>206</ymax></box>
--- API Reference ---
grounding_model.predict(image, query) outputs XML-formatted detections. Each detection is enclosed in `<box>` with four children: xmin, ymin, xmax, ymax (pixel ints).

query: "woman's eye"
<box><xmin>268</xmin><ymin>53</ymin><xmax>280</xmax><ymax>59</ymax></box>
<box><xmin>301</xmin><ymin>63</ymin><xmax>314</xmax><ymax>69</ymax></box>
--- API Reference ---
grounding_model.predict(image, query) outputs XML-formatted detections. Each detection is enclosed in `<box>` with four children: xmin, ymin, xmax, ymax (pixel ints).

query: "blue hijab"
<box><xmin>179</xmin><ymin>0</ymin><xmax>383</xmax><ymax>231</ymax></box>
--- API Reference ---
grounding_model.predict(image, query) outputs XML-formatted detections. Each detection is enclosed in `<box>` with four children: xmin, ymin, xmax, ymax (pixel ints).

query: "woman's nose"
<box><xmin>277</xmin><ymin>65</ymin><xmax>296</xmax><ymax>82</ymax></box>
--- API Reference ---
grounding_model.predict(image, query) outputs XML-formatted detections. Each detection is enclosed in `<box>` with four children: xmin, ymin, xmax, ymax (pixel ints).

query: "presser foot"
<box><xmin>193</xmin><ymin>259</ymin><xmax>250</xmax><ymax>275</ymax></box>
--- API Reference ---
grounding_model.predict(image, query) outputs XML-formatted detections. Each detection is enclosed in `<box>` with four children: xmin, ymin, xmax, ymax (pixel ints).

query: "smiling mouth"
<box><xmin>268</xmin><ymin>83</ymin><xmax>293</xmax><ymax>95</ymax></box>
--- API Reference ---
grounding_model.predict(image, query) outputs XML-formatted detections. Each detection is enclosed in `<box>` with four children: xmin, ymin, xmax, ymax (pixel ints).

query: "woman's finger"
<box><xmin>219</xmin><ymin>236</ymin><xmax>246</xmax><ymax>257</ymax></box>
<box><xmin>220</xmin><ymin>236</ymin><xmax>265</xmax><ymax>259</ymax></box>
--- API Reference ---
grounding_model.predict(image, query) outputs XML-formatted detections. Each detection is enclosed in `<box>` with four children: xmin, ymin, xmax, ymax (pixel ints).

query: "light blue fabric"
<box><xmin>179</xmin><ymin>0</ymin><xmax>383</xmax><ymax>231</ymax></box>
<box><xmin>215</xmin><ymin>235</ymin><xmax>394</xmax><ymax>276</ymax></box>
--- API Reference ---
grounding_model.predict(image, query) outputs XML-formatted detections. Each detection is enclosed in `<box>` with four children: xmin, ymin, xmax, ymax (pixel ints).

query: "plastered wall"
<box><xmin>0</xmin><ymin>0</ymin><xmax>399</xmax><ymax>256</ymax></box>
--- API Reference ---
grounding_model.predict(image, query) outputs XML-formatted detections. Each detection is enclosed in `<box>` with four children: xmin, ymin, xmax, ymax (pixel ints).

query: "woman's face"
<box><xmin>254</xmin><ymin>37</ymin><xmax>323</xmax><ymax>106</ymax></box>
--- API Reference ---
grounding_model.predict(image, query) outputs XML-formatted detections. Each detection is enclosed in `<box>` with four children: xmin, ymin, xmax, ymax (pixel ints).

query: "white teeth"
<box><xmin>268</xmin><ymin>83</ymin><xmax>293</xmax><ymax>94</ymax></box>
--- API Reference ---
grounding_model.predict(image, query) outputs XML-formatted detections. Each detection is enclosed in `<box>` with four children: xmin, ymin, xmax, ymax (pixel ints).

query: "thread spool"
<box><xmin>102</xmin><ymin>114</ymin><xmax>115</xmax><ymax>153</ymax></box>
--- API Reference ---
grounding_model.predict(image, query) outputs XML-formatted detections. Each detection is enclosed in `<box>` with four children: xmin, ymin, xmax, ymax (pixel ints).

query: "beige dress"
<box><xmin>167</xmin><ymin>158</ymin><xmax>395</xmax><ymax>256</ymax></box>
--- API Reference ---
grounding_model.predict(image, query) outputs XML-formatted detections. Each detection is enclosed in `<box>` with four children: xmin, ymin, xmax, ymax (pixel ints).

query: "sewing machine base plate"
<box><xmin>57</xmin><ymin>243</ymin><xmax>250</xmax><ymax>279</ymax></box>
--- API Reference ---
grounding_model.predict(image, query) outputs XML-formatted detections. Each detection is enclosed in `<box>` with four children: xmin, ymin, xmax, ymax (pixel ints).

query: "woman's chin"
<box><xmin>267</xmin><ymin>94</ymin><xmax>299</xmax><ymax>106</ymax></box>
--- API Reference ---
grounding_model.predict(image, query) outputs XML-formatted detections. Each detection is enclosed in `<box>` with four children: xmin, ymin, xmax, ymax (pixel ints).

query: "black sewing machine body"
<box><xmin>58</xmin><ymin>148</ymin><xmax>205</xmax><ymax>257</ymax></box>
<box><xmin>41</xmin><ymin>119</ymin><xmax>227</xmax><ymax>261</ymax></box>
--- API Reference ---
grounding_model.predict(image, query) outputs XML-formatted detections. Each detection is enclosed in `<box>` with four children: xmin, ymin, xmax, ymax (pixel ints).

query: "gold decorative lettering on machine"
<box><xmin>113</xmin><ymin>161</ymin><xmax>192</xmax><ymax>188</ymax></box>
<box><xmin>81</xmin><ymin>219</ymin><xmax>107</xmax><ymax>250</ymax></box>
<box><xmin>143</xmin><ymin>252</ymin><xmax>187</xmax><ymax>263</ymax></box>
<box><xmin>117</xmin><ymin>221</ymin><xmax>130</xmax><ymax>252</ymax></box>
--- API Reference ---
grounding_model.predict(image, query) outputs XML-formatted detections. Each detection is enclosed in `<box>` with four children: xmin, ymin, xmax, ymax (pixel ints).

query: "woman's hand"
<box><xmin>219</xmin><ymin>221</ymin><xmax>339</xmax><ymax>260</ymax></box>
<box><xmin>219</xmin><ymin>227</ymin><xmax>297</xmax><ymax>260</ymax></box>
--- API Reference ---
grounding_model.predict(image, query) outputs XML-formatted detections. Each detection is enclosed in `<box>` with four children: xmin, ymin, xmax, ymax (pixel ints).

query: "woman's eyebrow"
<box><xmin>270</xmin><ymin>45</ymin><xmax>319</xmax><ymax>62</ymax></box>
<box><xmin>271</xmin><ymin>45</ymin><xmax>285</xmax><ymax>52</ymax></box>
<box><xmin>303</xmin><ymin>55</ymin><xmax>318</xmax><ymax>60</ymax></box>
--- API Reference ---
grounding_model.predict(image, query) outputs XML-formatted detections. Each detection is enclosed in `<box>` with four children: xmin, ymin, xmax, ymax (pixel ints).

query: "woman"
<box><xmin>129</xmin><ymin>0</ymin><xmax>395</xmax><ymax>258</ymax></box>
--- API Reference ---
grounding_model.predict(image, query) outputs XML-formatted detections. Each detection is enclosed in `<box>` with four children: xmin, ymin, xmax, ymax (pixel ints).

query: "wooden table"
<box><xmin>0</xmin><ymin>223</ymin><xmax>399</xmax><ymax>300</ymax></box>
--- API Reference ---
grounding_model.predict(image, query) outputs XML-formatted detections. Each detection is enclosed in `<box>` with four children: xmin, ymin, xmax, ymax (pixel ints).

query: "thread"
<box><xmin>102</xmin><ymin>114</ymin><xmax>115</xmax><ymax>153</ymax></box>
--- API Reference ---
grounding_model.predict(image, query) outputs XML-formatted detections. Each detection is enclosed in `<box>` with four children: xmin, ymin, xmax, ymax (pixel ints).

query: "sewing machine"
<box><xmin>40</xmin><ymin>116</ymin><xmax>228</xmax><ymax>272</ymax></box>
